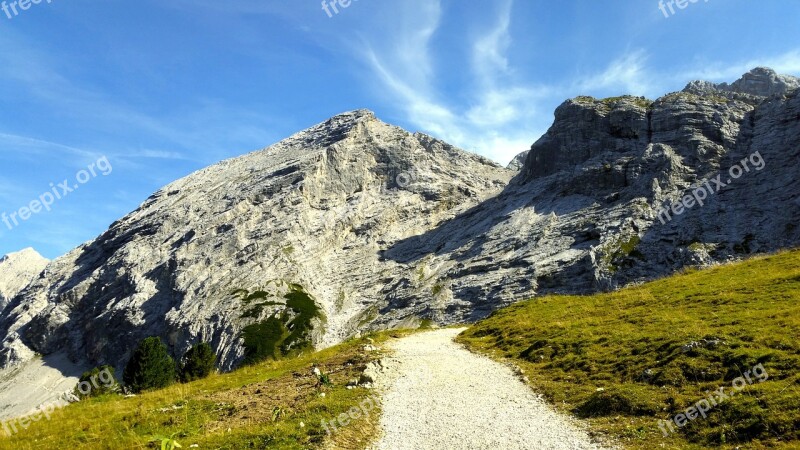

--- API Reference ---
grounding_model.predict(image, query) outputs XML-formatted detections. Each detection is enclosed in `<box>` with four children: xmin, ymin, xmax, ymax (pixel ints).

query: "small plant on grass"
<box><xmin>317</xmin><ymin>370</ymin><xmax>332</xmax><ymax>387</ymax></box>
<box><xmin>312</xmin><ymin>365</ymin><xmax>333</xmax><ymax>387</ymax></box>
<box><xmin>153</xmin><ymin>433</ymin><xmax>183</xmax><ymax>450</ymax></box>
<box><xmin>123</xmin><ymin>337</ymin><xmax>177</xmax><ymax>393</ymax></box>
<box><xmin>271</xmin><ymin>406</ymin><xmax>283</xmax><ymax>422</ymax></box>
<box><xmin>180</xmin><ymin>342</ymin><xmax>217</xmax><ymax>383</ymax></box>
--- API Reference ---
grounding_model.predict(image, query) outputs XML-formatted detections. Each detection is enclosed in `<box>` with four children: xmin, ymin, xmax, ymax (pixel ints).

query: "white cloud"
<box><xmin>472</xmin><ymin>0</ymin><xmax>513</xmax><ymax>80</ymax></box>
<box><xmin>680</xmin><ymin>49</ymin><xmax>800</xmax><ymax>82</ymax></box>
<box><xmin>359</xmin><ymin>0</ymin><xmax>545</xmax><ymax>165</ymax></box>
<box><xmin>0</xmin><ymin>132</ymin><xmax>99</xmax><ymax>160</ymax></box>
<box><xmin>574</xmin><ymin>50</ymin><xmax>658</xmax><ymax>97</ymax></box>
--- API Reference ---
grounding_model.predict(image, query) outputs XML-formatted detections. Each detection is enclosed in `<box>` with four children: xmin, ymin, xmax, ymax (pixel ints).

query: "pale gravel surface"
<box><xmin>369</xmin><ymin>328</ymin><xmax>610</xmax><ymax>450</ymax></box>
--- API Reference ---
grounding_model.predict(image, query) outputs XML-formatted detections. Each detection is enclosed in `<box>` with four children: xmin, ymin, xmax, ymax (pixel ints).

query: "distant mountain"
<box><xmin>683</xmin><ymin>66</ymin><xmax>800</xmax><ymax>97</ymax></box>
<box><xmin>0</xmin><ymin>68</ymin><xmax>798</xmax><ymax>416</ymax></box>
<box><xmin>0</xmin><ymin>248</ymin><xmax>48</xmax><ymax>311</ymax></box>
<box><xmin>506</xmin><ymin>150</ymin><xmax>529</xmax><ymax>171</ymax></box>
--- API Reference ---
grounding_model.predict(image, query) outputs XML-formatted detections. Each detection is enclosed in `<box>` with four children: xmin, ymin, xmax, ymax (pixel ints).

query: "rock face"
<box><xmin>506</xmin><ymin>150</ymin><xmax>529</xmax><ymax>171</ymax></box>
<box><xmin>0</xmin><ymin>248</ymin><xmax>48</xmax><ymax>311</ymax></box>
<box><xmin>488</xmin><ymin>69</ymin><xmax>799</xmax><ymax>297</ymax></box>
<box><xmin>684</xmin><ymin>67</ymin><xmax>800</xmax><ymax>98</ymax></box>
<box><xmin>383</xmin><ymin>68</ymin><xmax>799</xmax><ymax>324</ymax></box>
<box><xmin>0</xmin><ymin>110</ymin><xmax>511</xmax><ymax>373</ymax></box>
<box><xmin>0</xmin><ymin>69</ymin><xmax>798</xmax><ymax>395</ymax></box>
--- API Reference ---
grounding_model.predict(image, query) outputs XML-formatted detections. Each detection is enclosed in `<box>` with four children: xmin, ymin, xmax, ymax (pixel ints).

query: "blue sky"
<box><xmin>1</xmin><ymin>0</ymin><xmax>799</xmax><ymax>259</ymax></box>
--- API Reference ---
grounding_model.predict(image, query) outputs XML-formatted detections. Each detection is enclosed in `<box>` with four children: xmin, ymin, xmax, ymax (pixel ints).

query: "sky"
<box><xmin>1</xmin><ymin>0</ymin><xmax>799</xmax><ymax>259</ymax></box>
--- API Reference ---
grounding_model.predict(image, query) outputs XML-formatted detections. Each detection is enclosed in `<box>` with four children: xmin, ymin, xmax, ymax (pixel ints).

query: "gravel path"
<box><xmin>369</xmin><ymin>328</ymin><xmax>609</xmax><ymax>450</ymax></box>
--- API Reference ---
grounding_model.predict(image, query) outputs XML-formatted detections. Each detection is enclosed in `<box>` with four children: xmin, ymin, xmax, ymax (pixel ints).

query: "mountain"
<box><xmin>684</xmin><ymin>66</ymin><xmax>800</xmax><ymax>98</ymax></box>
<box><xmin>386</xmin><ymin>67</ymin><xmax>799</xmax><ymax>315</ymax></box>
<box><xmin>0</xmin><ymin>110</ymin><xmax>512</xmax><ymax>374</ymax></box>
<box><xmin>0</xmin><ymin>68</ymin><xmax>798</xmax><ymax>416</ymax></box>
<box><xmin>0</xmin><ymin>248</ymin><xmax>48</xmax><ymax>311</ymax></box>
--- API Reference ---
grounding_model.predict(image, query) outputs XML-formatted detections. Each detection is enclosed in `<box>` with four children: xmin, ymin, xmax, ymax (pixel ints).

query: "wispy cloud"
<box><xmin>360</xmin><ymin>0</ymin><xmax>457</xmax><ymax>140</ymax></box>
<box><xmin>572</xmin><ymin>48</ymin><xmax>800</xmax><ymax>101</ymax></box>
<box><xmin>472</xmin><ymin>0</ymin><xmax>513</xmax><ymax>80</ymax></box>
<box><xmin>574</xmin><ymin>50</ymin><xmax>657</xmax><ymax>97</ymax></box>
<box><xmin>360</xmin><ymin>0</ymin><xmax>800</xmax><ymax>168</ymax></box>
<box><xmin>359</xmin><ymin>0</ymin><xmax>545</xmax><ymax>165</ymax></box>
<box><xmin>0</xmin><ymin>132</ymin><xmax>100</xmax><ymax>160</ymax></box>
<box><xmin>0</xmin><ymin>133</ymin><xmax>95</xmax><ymax>157</ymax></box>
<box><xmin>680</xmin><ymin>49</ymin><xmax>800</xmax><ymax>82</ymax></box>
<box><xmin>129</xmin><ymin>149</ymin><xmax>192</xmax><ymax>160</ymax></box>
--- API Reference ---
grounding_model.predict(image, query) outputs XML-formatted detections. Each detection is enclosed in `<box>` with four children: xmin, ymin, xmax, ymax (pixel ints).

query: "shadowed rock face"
<box><xmin>1</xmin><ymin>69</ymin><xmax>798</xmax><ymax>382</ymax></box>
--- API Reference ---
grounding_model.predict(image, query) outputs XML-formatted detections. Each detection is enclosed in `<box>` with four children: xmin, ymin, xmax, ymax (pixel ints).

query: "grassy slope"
<box><xmin>0</xmin><ymin>331</ymin><xmax>414</xmax><ymax>450</ymax></box>
<box><xmin>458</xmin><ymin>250</ymin><xmax>800</xmax><ymax>450</ymax></box>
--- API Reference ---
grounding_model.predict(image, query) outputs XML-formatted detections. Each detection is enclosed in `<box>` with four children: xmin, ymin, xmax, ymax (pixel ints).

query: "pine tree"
<box><xmin>180</xmin><ymin>342</ymin><xmax>217</xmax><ymax>382</ymax></box>
<box><xmin>123</xmin><ymin>337</ymin><xmax>176</xmax><ymax>393</ymax></box>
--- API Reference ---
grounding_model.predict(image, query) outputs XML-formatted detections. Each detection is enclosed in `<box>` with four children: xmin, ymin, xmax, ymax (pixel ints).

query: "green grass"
<box><xmin>243</xmin><ymin>290</ymin><xmax>270</xmax><ymax>304</ymax></box>
<box><xmin>242</xmin><ymin>316</ymin><xmax>288</xmax><ymax>363</ymax></box>
<box><xmin>0</xmin><ymin>331</ymin><xmax>414</xmax><ymax>450</ymax></box>
<box><xmin>601</xmin><ymin>96</ymin><xmax>653</xmax><ymax>109</ymax></box>
<box><xmin>458</xmin><ymin>250</ymin><xmax>800</xmax><ymax>450</ymax></box>
<box><xmin>282</xmin><ymin>287</ymin><xmax>325</xmax><ymax>354</ymax></box>
<box><xmin>573</xmin><ymin>95</ymin><xmax>652</xmax><ymax>109</ymax></box>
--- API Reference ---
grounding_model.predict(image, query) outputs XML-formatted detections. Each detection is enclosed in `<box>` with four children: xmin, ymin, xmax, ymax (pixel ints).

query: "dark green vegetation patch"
<box><xmin>242</xmin><ymin>284</ymin><xmax>326</xmax><ymax>365</ymax></box>
<box><xmin>123</xmin><ymin>337</ymin><xmax>177</xmax><ymax>393</ymax></box>
<box><xmin>180</xmin><ymin>342</ymin><xmax>217</xmax><ymax>383</ymax></box>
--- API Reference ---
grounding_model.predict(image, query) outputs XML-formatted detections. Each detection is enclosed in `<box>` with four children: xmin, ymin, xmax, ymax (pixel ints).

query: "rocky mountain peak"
<box><xmin>0</xmin><ymin>247</ymin><xmax>45</xmax><ymax>263</ymax></box>
<box><xmin>522</xmin><ymin>68</ymin><xmax>799</xmax><ymax>181</ymax></box>
<box><xmin>275</xmin><ymin>109</ymin><xmax>378</xmax><ymax>150</ymax></box>
<box><xmin>0</xmin><ymin>110</ymin><xmax>512</xmax><ymax>378</ymax></box>
<box><xmin>0</xmin><ymin>248</ymin><xmax>48</xmax><ymax>311</ymax></box>
<box><xmin>683</xmin><ymin>67</ymin><xmax>800</xmax><ymax>98</ymax></box>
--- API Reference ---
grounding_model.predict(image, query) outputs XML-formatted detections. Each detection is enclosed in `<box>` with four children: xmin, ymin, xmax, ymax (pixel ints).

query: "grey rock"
<box><xmin>684</xmin><ymin>67</ymin><xmax>800</xmax><ymax>98</ymax></box>
<box><xmin>506</xmin><ymin>150</ymin><xmax>530</xmax><ymax>171</ymax></box>
<box><xmin>0</xmin><ymin>248</ymin><xmax>48</xmax><ymax>311</ymax></box>
<box><xmin>681</xmin><ymin>338</ymin><xmax>725</xmax><ymax>353</ymax></box>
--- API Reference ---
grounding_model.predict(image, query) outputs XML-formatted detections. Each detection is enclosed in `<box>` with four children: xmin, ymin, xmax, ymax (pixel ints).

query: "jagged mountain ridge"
<box><xmin>0</xmin><ymin>68</ymin><xmax>798</xmax><ymax>400</ymax></box>
<box><xmin>380</xmin><ymin>67</ymin><xmax>799</xmax><ymax>324</ymax></box>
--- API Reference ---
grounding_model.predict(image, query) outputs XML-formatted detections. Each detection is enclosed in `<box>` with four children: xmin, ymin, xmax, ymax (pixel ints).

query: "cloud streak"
<box><xmin>359</xmin><ymin>0</ymin><xmax>546</xmax><ymax>165</ymax></box>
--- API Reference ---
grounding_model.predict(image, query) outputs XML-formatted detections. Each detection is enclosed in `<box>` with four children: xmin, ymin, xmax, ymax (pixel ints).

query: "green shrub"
<box><xmin>242</xmin><ymin>317</ymin><xmax>287</xmax><ymax>364</ymax></box>
<box><xmin>123</xmin><ymin>337</ymin><xmax>177</xmax><ymax>393</ymax></box>
<box><xmin>241</xmin><ymin>284</ymin><xmax>326</xmax><ymax>365</ymax></box>
<box><xmin>180</xmin><ymin>342</ymin><xmax>217</xmax><ymax>383</ymax></box>
<box><xmin>281</xmin><ymin>287</ymin><xmax>323</xmax><ymax>354</ymax></box>
<box><xmin>74</xmin><ymin>365</ymin><xmax>120</xmax><ymax>398</ymax></box>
